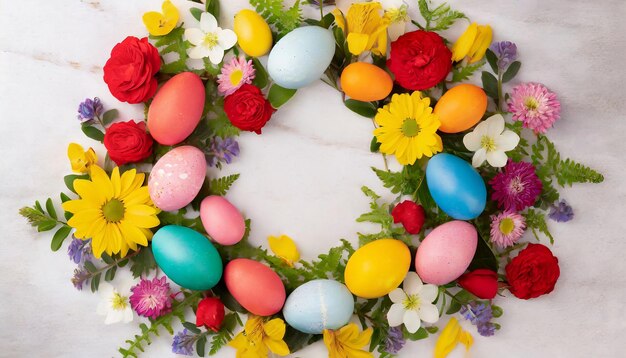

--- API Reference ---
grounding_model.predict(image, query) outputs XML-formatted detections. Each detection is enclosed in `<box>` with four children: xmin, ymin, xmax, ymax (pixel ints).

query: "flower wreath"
<box><xmin>20</xmin><ymin>0</ymin><xmax>604</xmax><ymax>357</ymax></box>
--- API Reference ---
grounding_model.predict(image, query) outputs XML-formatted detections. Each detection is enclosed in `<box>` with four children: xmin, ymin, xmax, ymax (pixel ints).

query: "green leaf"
<box><xmin>468</xmin><ymin>232</ymin><xmax>498</xmax><ymax>271</ymax></box>
<box><xmin>492</xmin><ymin>304</ymin><xmax>503</xmax><ymax>318</ymax></box>
<box><xmin>485</xmin><ymin>49</ymin><xmax>499</xmax><ymax>74</ymax></box>
<box><xmin>150</xmin><ymin>26</ymin><xmax>190</xmax><ymax>74</ymax></box>
<box><xmin>190</xmin><ymin>7</ymin><xmax>203</xmax><ymax>21</ymax></box>
<box><xmin>81</xmin><ymin>124</ymin><xmax>105</xmax><ymax>142</ymax></box>
<box><xmin>425</xmin><ymin>326</ymin><xmax>439</xmax><ymax>334</ymax></box>
<box><xmin>45</xmin><ymin>198</ymin><xmax>57</xmax><ymax>220</ymax></box>
<box><xmin>51</xmin><ymin>225</ymin><xmax>72</xmax><ymax>251</ymax></box>
<box><xmin>60</xmin><ymin>193</ymin><xmax>71</xmax><ymax>203</ymax></box>
<box><xmin>268</xmin><ymin>84</ymin><xmax>297</xmax><ymax>108</ymax></box>
<box><xmin>64</xmin><ymin>174</ymin><xmax>89</xmax><ymax>194</ymax></box>
<box><xmin>37</xmin><ymin>221</ymin><xmax>58</xmax><ymax>232</ymax></box>
<box><xmin>417</xmin><ymin>0</ymin><xmax>466</xmax><ymax>31</ymax></box>
<box><xmin>405</xmin><ymin>327</ymin><xmax>429</xmax><ymax>341</ymax></box>
<box><xmin>84</xmin><ymin>261</ymin><xmax>98</xmax><ymax>273</ymax></box>
<box><xmin>481</xmin><ymin>71</ymin><xmax>498</xmax><ymax>100</ymax></box>
<box><xmin>208</xmin><ymin>114</ymin><xmax>240</xmax><ymax>138</ymax></box>
<box><xmin>452</xmin><ymin>60</ymin><xmax>485</xmax><ymax>83</ymax></box>
<box><xmin>370</xmin><ymin>136</ymin><xmax>381</xmax><ymax>153</ymax></box>
<box><xmin>105</xmin><ymin>266</ymin><xmax>118</xmax><ymax>282</ymax></box>
<box><xmin>252</xmin><ymin>58</ymin><xmax>269</xmax><ymax>89</ymax></box>
<box><xmin>524</xmin><ymin>208</ymin><xmax>554</xmax><ymax>244</ymax></box>
<box><xmin>130</xmin><ymin>247</ymin><xmax>157</xmax><ymax>278</ymax></box>
<box><xmin>91</xmin><ymin>272</ymin><xmax>101</xmax><ymax>292</ymax></box>
<box><xmin>208</xmin><ymin>174</ymin><xmax>240</xmax><ymax>196</ymax></box>
<box><xmin>102</xmin><ymin>109</ymin><xmax>119</xmax><ymax>126</ymax></box>
<box><xmin>196</xmin><ymin>335</ymin><xmax>207</xmax><ymax>356</ymax></box>
<box><xmin>250</xmin><ymin>0</ymin><xmax>303</xmax><ymax>38</ymax></box>
<box><xmin>205</xmin><ymin>0</ymin><xmax>220</xmax><ymax>18</ymax></box>
<box><xmin>182</xmin><ymin>321</ymin><xmax>201</xmax><ymax>334</ymax></box>
<box><xmin>344</xmin><ymin>99</ymin><xmax>377</xmax><ymax>118</ymax></box>
<box><xmin>502</xmin><ymin>61</ymin><xmax>521</xmax><ymax>83</ymax></box>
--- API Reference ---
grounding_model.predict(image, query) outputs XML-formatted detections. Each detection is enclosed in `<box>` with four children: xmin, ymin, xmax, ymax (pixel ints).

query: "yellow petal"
<box><xmin>268</xmin><ymin>235</ymin><xmax>300</xmax><ymax>266</ymax></box>
<box><xmin>332</xmin><ymin>9</ymin><xmax>346</xmax><ymax>33</ymax></box>
<box><xmin>263</xmin><ymin>337</ymin><xmax>290</xmax><ymax>356</ymax></box>
<box><xmin>90</xmin><ymin>165</ymin><xmax>114</xmax><ymax>201</ymax></box>
<box><xmin>434</xmin><ymin>317</ymin><xmax>465</xmax><ymax>358</ymax></box>
<box><xmin>111</xmin><ymin>167</ymin><xmax>122</xmax><ymax>198</ymax></box>
<box><xmin>263</xmin><ymin>318</ymin><xmax>287</xmax><ymax>340</ymax></box>
<box><xmin>468</xmin><ymin>25</ymin><xmax>493</xmax><ymax>63</ymax></box>
<box><xmin>142</xmin><ymin>0</ymin><xmax>179</xmax><ymax>37</ymax></box>
<box><xmin>347</xmin><ymin>32</ymin><xmax>370</xmax><ymax>56</ymax></box>
<box><xmin>451</xmin><ymin>22</ymin><xmax>478</xmax><ymax>62</ymax></box>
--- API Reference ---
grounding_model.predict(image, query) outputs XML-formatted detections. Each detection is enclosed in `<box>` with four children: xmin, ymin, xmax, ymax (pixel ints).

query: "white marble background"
<box><xmin>1</xmin><ymin>0</ymin><xmax>625</xmax><ymax>357</ymax></box>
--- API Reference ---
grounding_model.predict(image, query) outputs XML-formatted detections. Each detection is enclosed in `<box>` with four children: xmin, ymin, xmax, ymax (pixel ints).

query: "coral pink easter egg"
<box><xmin>415</xmin><ymin>221</ymin><xmax>478</xmax><ymax>285</ymax></box>
<box><xmin>148</xmin><ymin>146</ymin><xmax>206</xmax><ymax>211</ymax></box>
<box><xmin>224</xmin><ymin>259</ymin><xmax>286</xmax><ymax>316</ymax></box>
<box><xmin>200</xmin><ymin>196</ymin><xmax>246</xmax><ymax>245</ymax></box>
<box><xmin>147</xmin><ymin>72</ymin><xmax>205</xmax><ymax>145</ymax></box>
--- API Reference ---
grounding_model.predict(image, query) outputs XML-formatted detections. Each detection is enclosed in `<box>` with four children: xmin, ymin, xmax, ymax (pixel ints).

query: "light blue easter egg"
<box><xmin>152</xmin><ymin>225</ymin><xmax>223</xmax><ymax>290</ymax></box>
<box><xmin>283</xmin><ymin>279</ymin><xmax>354</xmax><ymax>334</ymax></box>
<box><xmin>426</xmin><ymin>153</ymin><xmax>487</xmax><ymax>220</ymax></box>
<box><xmin>267</xmin><ymin>26</ymin><xmax>335</xmax><ymax>89</ymax></box>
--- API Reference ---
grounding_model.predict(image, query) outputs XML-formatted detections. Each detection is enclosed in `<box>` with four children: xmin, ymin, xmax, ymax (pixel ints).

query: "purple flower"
<box><xmin>67</xmin><ymin>237</ymin><xmax>92</xmax><ymax>264</ymax></box>
<box><xmin>172</xmin><ymin>329</ymin><xmax>195</xmax><ymax>356</ymax></box>
<box><xmin>490</xmin><ymin>41</ymin><xmax>517</xmax><ymax>70</ymax></box>
<box><xmin>129</xmin><ymin>276</ymin><xmax>172</xmax><ymax>319</ymax></box>
<box><xmin>549</xmin><ymin>200</ymin><xmax>574</xmax><ymax>222</ymax></box>
<box><xmin>384</xmin><ymin>326</ymin><xmax>406</xmax><ymax>354</ymax></box>
<box><xmin>490</xmin><ymin>160</ymin><xmax>543</xmax><ymax>211</ymax></box>
<box><xmin>71</xmin><ymin>266</ymin><xmax>91</xmax><ymax>290</ymax></box>
<box><xmin>206</xmin><ymin>136</ymin><xmax>240</xmax><ymax>167</ymax></box>
<box><xmin>77</xmin><ymin>97</ymin><xmax>103</xmax><ymax>122</ymax></box>
<box><xmin>460</xmin><ymin>302</ymin><xmax>496</xmax><ymax>337</ymax></box>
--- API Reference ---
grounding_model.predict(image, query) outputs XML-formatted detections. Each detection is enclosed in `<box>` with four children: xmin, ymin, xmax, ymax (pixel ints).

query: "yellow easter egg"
<box><xmin>234</xmin><ymin>9</ymin><xmax>273</xmax><ymax>57</ymax></box>
<box><xmin>344</xmin><ymin>239</ymin><xmax>411</xmax><ymax>299</ymax></box>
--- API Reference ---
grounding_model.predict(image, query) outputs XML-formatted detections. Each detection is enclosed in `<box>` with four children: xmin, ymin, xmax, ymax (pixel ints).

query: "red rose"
<box><xmin>391</xmin><ymin>200</ymin><xmax>425</xmax><ymax>234</ymax></box>
<box><xmin>458</xmin><ymin>269</ymin><xmax>499</xmax><ymax>299</ymax></box>
<box><xmin>387</xmin><ymin>30</ymin><xmax>452</xmax><ymax>90</ymax></box>
<box><xmin>224</xmin><ymin>84</ymin><xmax>274</xmax><ymax>134</ymax></box>
<box><xmin>103</xmin><ymin>36</ymin><xmax>161</xmax><ymax>104</ymax></box>
<box><xmin>505</xmin><ymin>244</ymin><xmax>560</xmax><ymax>299</ymax></box>
<box><xmin>104</xmin><ymin>121</ymin><xmax>154</xmax><ymax>165</ymax></box>
<box><xmin>196</xmin><ymin>297</ymin><xmax>225</xmax><ymax>332</ymax></box>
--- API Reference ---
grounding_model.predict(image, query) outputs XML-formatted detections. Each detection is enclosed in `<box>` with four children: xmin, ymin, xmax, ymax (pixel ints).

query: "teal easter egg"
<box><xmin>152</xmin><ymin>225</ymin><xmax>223</xmax><ymax>290</ymax></box>
<box><xmin>267</xmin><ymin>26</ymin><xmax>335</xmax><ymax>89</ymax></box>
<box><xmin>283</xmin><ymin>279</ymin><xmax>354</xmax><ymax>334</ymax></box>
<box><xmin>426</xmin><ymin>153</ymin><xmax>487</xmax><ymax>220</ymax></box>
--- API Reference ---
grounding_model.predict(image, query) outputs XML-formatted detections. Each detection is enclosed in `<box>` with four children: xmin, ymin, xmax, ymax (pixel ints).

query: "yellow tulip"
<box><xmin>433</xmin><ymin>317</ymin><xmax>473</xmax><ymax>358</ymax></box>
<box><xmin>229</xmin><ymin>316</ymin><xmax>290</xmax><ymax>357</ymax></box>
<box><xmin>268</xmin><ymin>235</ymin><xmax>300</xmax><ymax>267</ymax></box>
<box><xmin>451</xmin><ymin>22</ymin><xmax>493</xmax><ymax>63</ymax></box>
<box><xmin>142</xmin><ymin>0</ymin><xmax>180</xmax><ymax>37</ymax></box>
<box><xmin>67</xmin><ymin>143</ymin><xmax>97</xmax><ymax>174</ymax></box>
<box><xmin>323</xmin><ymin>323</ymin><xmax>373</xmax><ymax>358</ymax></box>
<box><xmin>332</xmin><ymin>2</ymin><xmax>389</xmax><ymax>56</ymax></box>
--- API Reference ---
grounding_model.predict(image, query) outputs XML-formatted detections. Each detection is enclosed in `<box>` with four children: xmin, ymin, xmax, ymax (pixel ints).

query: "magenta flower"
<box><xmin>490</xmin><ymin>210</ymin><xmax>526</xmax><ymax>248</ymax></box>
<box><xmin>490</xmin><ymin>160</ymin><xmax>542</xmax><ymax>211</ymax></box>
<box><xmin>217</xmin><ymin>56</ymin><xmax>255</xmax><ymax>96</ymax></box>
<box><xmin>507</xmin><ymin>82</ymin><xmax>561</xmax><ymax>134</ymax></box>
<box><xmin>129</xmin><ymin>276</ymin><xmax>172</xmax><ymax>319</ymax></box>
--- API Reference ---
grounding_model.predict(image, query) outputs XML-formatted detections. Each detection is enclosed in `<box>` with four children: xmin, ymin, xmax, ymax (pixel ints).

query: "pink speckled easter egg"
<box><xmin>200</xmin><ymin>196</ymin><xmax>246</xmax><ymax>245</ymax></box>
<box><xmin>148</xmin><ymin>146</ymin><xmax>206</xmax><ymax>211</ymax></box>
<box><xmin>415</xmin><ymin>221</ymin><xmax>478</xmax><ymax>285</ymax></box>
<box><xmin>225</xmin><ymin>259</ymin><xmax>286</xmax><ymax>316</ymax></box>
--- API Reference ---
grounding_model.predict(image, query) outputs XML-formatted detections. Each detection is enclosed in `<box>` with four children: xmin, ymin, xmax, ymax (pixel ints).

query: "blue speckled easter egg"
<box><xmin>426</xmin><ymin>153</ymin><xmax>487</xmax><ymax>220</ymax></box>
<box><xmin>152</xmin><ymin>225</ymin><xmax>223</xmax><ymax>290</ymax></box>
<box><xmin>283</xmin><ymin>279</ymin><xmax>354</xmax><ymax>334</ymax></box>
<box><xmin>267</xmin><ymin>26</ymin><xmax>335</xmax><ymax>89</ymax></box>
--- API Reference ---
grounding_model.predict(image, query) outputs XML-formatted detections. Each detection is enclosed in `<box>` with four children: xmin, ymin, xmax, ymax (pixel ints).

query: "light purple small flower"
<box><xmin>384</xmin><ymin>326</ymin><xmax>406</xmax><ymax>354</ymax></box>
<box><xmin>67</xmin><ymin>237</ymin><xmax>92</xmax><ymax>264</ymax></box>
<box><xmin>77</xmin><ymin>97</ymin><xmax>103</xmax><ymax>122</ymax></box>
<box><xmin>549</xmin><ymin>200</ymin><xmax>574</xmax><ymax>222</ymax></box>
<box><xmin>206</xmin><ymin>136</ymin><xmax>240</xmax><ymax>167</ymax></box>
<box><xmin>460</xmin><ymin>302</ymin><xmax>496</xmax><ymax>337</ymax></box>
<box><xmin>172</xmin><ymin>329</ymin><xmax>195</xmax><ymax>356</ymax></box>
<box><xmin>490</xmin><ymin>41</ymin><xmax>518</xmax><ymax>70</ymax></box>
<box><xmin>71</xmin><ymin>266</ymin><xmax>91</xmax><ymax>290</ymax></box>
<box><xmin>129</xmin><ymin>276</ymin><xmax>172</xmax><ymax>319</ymax></box>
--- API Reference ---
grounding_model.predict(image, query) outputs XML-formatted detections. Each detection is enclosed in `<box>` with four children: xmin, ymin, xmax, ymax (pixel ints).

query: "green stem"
<box><xmin>497</xmin><ymin>70</ymin><xmax>504</xmax><ymax>112</ymax></box>
<box><xmin>370</xmin><ymin>118</ymin><xmax>389</xmax><ymax>171</ymax></box>
<box><xmin>319</xmin><ymin>0</ymin><xmax>324</xmax><ymax>20</ymax></box>
<box><xmin>95</xmin><ymin>114</ymin><xmax>106</xmax><ymax>129</ymax></box>
<box><xmin>89</xmin><ymin>250</ymin><xmax>140</xmax><ymax>278</ymax></box>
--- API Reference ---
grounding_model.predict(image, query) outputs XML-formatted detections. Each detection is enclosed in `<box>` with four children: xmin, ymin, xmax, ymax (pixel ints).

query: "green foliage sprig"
<box><xmin>414</xmin><ymin>0</ymin><xmax>467</xmax><ymax>31</ymax></box>
<box><xmin>250</xmin><ymin>0</ymin><xmax>303</xmax><ymax>38</ymax></box>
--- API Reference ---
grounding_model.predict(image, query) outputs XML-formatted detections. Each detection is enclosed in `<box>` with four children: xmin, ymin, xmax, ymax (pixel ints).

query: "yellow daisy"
<box><xmin>62</xmin><ymin>165</ymin><xmax>160</xmax><ymax>258</ymax></box>
<box><xmin>374</xmin><ymin>92</ymin><xmax>443</xmax><ymax>165</ymax></box>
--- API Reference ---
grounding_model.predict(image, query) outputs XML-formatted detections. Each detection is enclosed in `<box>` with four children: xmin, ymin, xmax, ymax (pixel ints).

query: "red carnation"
<box><xmin>387</xmin><ymin>30</ymin><xmax>452</xmax><ymax>90</ymax></box>
<box><xmin>458</xmin><ymin>269</ymin><xmax>499</xmax><ymax>299</ymax></box>
<box><xmin>196</xmin><ymin>297</ymin><xmax>225</xmax><ymax>332</ymax></box>
<box><xmin>104</xmin><ymin>121</ymin><xmax>154</xmax><ymax>165</ymax></box>
<box><xmin>391</xmin><ymin>200</ymin><xmax>425</xmax><ymax>234</ymax></box>
<box><xmin>224</xmin><ymin>84</ymin><xmax>274</xmax><ymax>134</ymax></box>
<box><xmin>505</xmin><ymin>244</ymin><xmax>560</xmax><ymax>300</ymax></box>
<box><xmin>103</xmin><ymin>36</ymin><xmax>161</xmax><ymax>104</ymax></box>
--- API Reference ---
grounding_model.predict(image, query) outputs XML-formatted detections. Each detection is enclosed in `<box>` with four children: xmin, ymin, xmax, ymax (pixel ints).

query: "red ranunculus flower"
<box><xmin>391</xmin><ymin>200</ymin><xmax>425</xmax><ymax>234</ymax></box>
<box><xmin>458</xmin><ymin>269</ymin><xmax>499</xmax><ymax>299</ymax></box>
<box><xmin>224</xmin><ymin>84</ymin><xmax>274</xmax><ymax>134</ymax></box>
<box><xmin>505</xmin><ymin>244</ymin><xmax>560</xmax><ymax>299</ymax></box>
<box><xmin>104</xmin><ymin>121</ymin><xmax>154</xmax><ymax>165</ymax></box>
<box><xmin>196</xmin><ymin>297</ymin><xmax>225</xmax><ymax>332</ymax></box>
<box><xmin>103</xmin><ymin>36</ymin><xmax>161</xmax><ymax>104</ymax></box>
<box><xmin>387</xmin><ymin>30</ymin><xmax>452</xmax><ymax>90</ymax></box>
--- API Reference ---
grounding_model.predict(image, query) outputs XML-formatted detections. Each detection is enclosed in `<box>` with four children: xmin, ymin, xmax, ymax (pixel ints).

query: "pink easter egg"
<box><xmin>200</xmin><ymin>196</ymin><xmax>246</xmax><ymax>245</ymax></box>
<box><xmin>148</xmin><ymin>146</ymin><xmax>206</xmax><ymax>211</ymax></box>
<box><xmin>224</xmin><ymin>259</ymin><xmax>286</xmax><ymax>316</ymax></box>
<box><xmin>415</xmin><ymin>221</ymin><xmax>478</xmax><ymax>285</ymax></box>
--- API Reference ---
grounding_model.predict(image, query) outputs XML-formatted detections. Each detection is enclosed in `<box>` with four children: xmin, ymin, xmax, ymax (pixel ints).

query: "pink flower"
<box><xmin>490</xmin><ymin>160</ymin><xmax>542</xmax><ymax>211</ymax></box>
<box><xmin>217</xmin><ymin>56</ymin><xmax>255</xmax><ymax>96</ymax></box>
<box><xmin>129</xmin><ymin>276</ymin><xmax>172</xmax><ymax>319</ymax></box>
<box><xmin>507</xmin><ymin>82</ymin><xmax>561</xmax><ymax>134</ymax></box>
<box><xmin>490</xmin><ymin>210</ymin><xmax>526</xmax><ymax>248</ymax></box>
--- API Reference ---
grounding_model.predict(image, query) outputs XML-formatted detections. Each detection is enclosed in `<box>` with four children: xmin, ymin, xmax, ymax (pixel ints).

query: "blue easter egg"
<box><xmin>267</xmin><ymin>26</ymin><xmax>335</xmax><ymax>89</ymax></box>
<box><xmin>426</xmin><ymin>153</ymin><xmax>487</xmax><ymax>220</ymax></box>
<box><xmin>152</xmin><ymin>225</ymin><xmax>223</xmax><ymax>290</ymax></box>
<box><xmin>283</xmin><ymin>279</ymin><xmax>354</xmax><ymax>334</ymax></box>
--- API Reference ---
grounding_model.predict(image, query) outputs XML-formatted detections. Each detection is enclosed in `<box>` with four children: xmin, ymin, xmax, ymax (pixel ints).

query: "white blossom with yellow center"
<box><xmin>463</xmin><ymin>113</ymin><xmax>520</xmax><ymax>168</ymax></box>
<box><xmin>184</xmin><ymin>12</ymin><xmax>237</xmax><ymax>64</ymax></box>
<box><xmin>387</xmin><ymin>272</ymin><xmax>439</xmax><ymax>333</ymax></box>
<box><xmin>96</xmin><ymin>281</ymin><xmax>134</xmax><ymax>325</ymax></box>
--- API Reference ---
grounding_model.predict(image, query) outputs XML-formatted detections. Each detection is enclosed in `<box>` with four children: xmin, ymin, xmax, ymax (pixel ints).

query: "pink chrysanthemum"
<box><xmin>217</xmin><ymin>56</ymin><xmax>255</xmax><ymax>96</ymax></box>
<box><xmin>490</xmin><ymin>160</ymin><xmax>542</xmax><ymax>211</ymax></box>
<box><xmin>129</xmin><ymin>276</ymin><xmax>172</xmax><ymax>319</ymax></box>
<box><xmin>507</xmin><ymin>82</ymin><xmax>561</xmax><ymax>133</ymax></box>
<box><xmin>490</xmin><ymin>210</ymin><xmax>526</xmax><ymax>248</ymax></box>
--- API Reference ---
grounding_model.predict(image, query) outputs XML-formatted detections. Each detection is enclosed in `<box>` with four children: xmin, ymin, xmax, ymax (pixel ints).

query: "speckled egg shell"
<box><xmin>200</xmin><ymin>196</ymin><xmax>245</xmax><ymax>245</ymax></box>
<box><xmin>415</xmin><ymin>221</ymin><xmax>478</xmax><ymax>285</ymax></box>
<box><xmin>148</xmin><ymin>146</ymin><xmax>206</xmax><ymax>211</ymax></box>
<box><xmin>224</xmin><ymin>259</ymin><xmax>286</xmax><ymax>316</ymax></box>
<box><xmin>283</xmin><ymin>279</ymin><xmax>354</xmax><ymax>334</ymax></box>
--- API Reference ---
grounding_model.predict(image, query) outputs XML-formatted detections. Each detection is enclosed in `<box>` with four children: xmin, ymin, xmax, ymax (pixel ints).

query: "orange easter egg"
<box><xmin>340</xmin><ymin>62</ymin><xmax>393</xmax><ymax>102</ymax></box>
<box><xmin>434</xmin><ymin>84</ymin><xmax>487</xmax><ymax>133</ymax></box>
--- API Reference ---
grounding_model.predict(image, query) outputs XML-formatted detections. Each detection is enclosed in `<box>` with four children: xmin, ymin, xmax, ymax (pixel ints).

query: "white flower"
<box><xmin>96</xmin><ymin>281</ymin><xmax>133</xmax><ymax>325</ymax></box>
<box><xmin>184</xmin><ymin>12</ymin><xmax>237</xmax><ymax>64</ymax></box>
<box><xmin>462</xmin><ymin>114</ymin><xmax>520</xmax><ymax>168</ymax></box>
<box><xmin>381</xmin><ymin>0</ymin><xmax>409</xmax><ymax>41</ymax></box>
<box><xmin>387</xmin><ymin>272</ymin><xmax>439</xmax><ymax>333</ymax></box>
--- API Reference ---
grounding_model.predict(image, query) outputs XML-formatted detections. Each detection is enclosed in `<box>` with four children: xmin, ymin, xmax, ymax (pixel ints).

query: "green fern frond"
<box><xmin>250</xmin><ymin>0</ymin><xmax>303</xmax><ymax>37</ymax></box>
